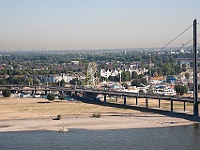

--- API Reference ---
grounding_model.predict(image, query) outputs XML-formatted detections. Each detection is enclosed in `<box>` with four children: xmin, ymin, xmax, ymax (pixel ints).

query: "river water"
<box><xmin>0</xmin><ymin>123</ymin><xmax>199</xmax><ymax>150</ymax></box>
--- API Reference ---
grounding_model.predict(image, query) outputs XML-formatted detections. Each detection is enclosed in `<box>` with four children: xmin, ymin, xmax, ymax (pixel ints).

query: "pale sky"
<box><xmin>0</xmin><ymin>0</ymin><xmax>200</xmax><ymax>51</ymax></box>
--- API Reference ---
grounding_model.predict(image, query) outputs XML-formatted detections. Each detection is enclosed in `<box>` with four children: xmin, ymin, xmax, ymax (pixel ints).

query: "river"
<box><xmin>0</xmin><ymin>123</ymin><xmax>199</xmax><ymax>150</ymax></box>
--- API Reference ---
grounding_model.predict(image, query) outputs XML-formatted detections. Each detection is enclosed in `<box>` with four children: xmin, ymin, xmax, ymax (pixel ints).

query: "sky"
<box><xmin>0</xmin><ymin>0</ymin><xmax>200</xmax><ymax>51</ymax></box>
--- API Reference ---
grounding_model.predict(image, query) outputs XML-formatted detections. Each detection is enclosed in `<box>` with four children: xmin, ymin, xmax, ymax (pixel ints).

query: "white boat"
<box><xmin>154</xmin><ymin>87</ymin><xmax>176</xmax><ymax>96</ymax></box>
<box><xmin>122</xmin><ymin>89</ymin><xmax>139</xmax><ymax>93</ymax></box>
<box><xmin>33</xmin><ymin>95</ymin><xmax>41</xmax><ymax>98</ymax></box>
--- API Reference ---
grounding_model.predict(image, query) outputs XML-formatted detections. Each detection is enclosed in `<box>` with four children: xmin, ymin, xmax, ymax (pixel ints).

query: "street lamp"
<box><xmin>119</xmin><ymin>70</ymin><xmax>122</xmax><ymax>83</ymax></box>
<box><xmin>55</xmin><ymin>76</ymin><xmax>60</xmax><ymax>87</ymax></box>
<box><xmin>149</xmin><ymin>54</ymin><xmax>152</xmax><ymax>83</ymax></box>
<box><xmin>47</xmin><ymin>75</ymin><xmax>49</xmax><ymax>87</ymax></box>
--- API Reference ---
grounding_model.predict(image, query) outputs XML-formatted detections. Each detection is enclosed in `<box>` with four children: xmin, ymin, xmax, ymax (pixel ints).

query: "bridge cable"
<box><xmin>160</xmin><ymin>24</ymin><xmax>192</xmax><ymax>51</ymax></box>
<box><xmin>174</xmin><ymin>33</ymin><xmax>200</xmax><ymax>53</ymax></box>
<box><xmin>175</xmin><ymin>39</ymin><xmax>192</xmax><ymax>52</ymax></box>
<box><xmin>176</xmin><ymin>33</ymin><xmax>200</xmax><ymax>64</ymax></box>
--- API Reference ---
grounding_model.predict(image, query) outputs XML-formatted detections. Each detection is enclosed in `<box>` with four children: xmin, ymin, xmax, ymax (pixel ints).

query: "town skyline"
<box><xmin>0</xmin><ymin>0</ymin><xmax>200</xmax><ymax>51</ymax></box>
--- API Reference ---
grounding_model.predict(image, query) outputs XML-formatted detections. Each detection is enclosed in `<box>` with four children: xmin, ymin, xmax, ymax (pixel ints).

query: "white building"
<box><xmin>100</xmin><ymin>69</ymin><xmax>119</xmax><ymax>78</ymax></box>
<box><xmin>46</xmin><ymin>74</ymin><xmax>69</xmax><ymax>83</ymax></box>
<box><xmin>100</xmin><ymin>68</ymin><xmax>148</xmax><ymax>79</ymax></box>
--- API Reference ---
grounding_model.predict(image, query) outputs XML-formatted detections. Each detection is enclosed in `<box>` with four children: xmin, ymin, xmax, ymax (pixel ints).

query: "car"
<box><xmin>65</xmin><ymin>97</ymin><xmax>74</xmax><ymax>101</ymax></box>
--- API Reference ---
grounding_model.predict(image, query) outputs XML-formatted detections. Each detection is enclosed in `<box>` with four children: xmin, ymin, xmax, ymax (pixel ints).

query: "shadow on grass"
<box><xmin>53</xmin><ymin>100</ymin><xmax>63</xmax><ymax>103</ymax></box>
<box><xmin>52</xmin><ymin>118</ymin><xmax>60</xmax><ymax>120</ymax></box>
<box><xmin>80</xmin><ymin>100</ymin><xmax>200</xmax><ymax>122</ymax></box>
<box><xmin>37</xmin><ymin>101</ymin><xmax>51</xmax><ymax>104</ymax></box>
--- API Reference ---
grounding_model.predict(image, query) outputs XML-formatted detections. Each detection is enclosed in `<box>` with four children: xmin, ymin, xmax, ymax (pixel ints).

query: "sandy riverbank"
<box><xmin>0</xmin><ymin>113</ymin><xmax>196</xmax><ymax>132</ymax></box>
<box><xmin>0</xmin><ymin>97</ymin><xmax>197</xmax><ymax>132</ymax></box>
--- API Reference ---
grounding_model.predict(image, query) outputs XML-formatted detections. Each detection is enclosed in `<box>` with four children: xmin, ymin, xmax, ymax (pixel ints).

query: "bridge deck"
<box><xmin>6</xmin><ymin>86</ymin><xmax>199</xmax><ymax>103</ymax></box>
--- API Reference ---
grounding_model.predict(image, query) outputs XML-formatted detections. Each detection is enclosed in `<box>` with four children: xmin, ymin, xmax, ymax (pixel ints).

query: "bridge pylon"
<box><xmin>193</xmin><ymin>19</ymin><xmax>198</xmax><ymax>117</ymax></box>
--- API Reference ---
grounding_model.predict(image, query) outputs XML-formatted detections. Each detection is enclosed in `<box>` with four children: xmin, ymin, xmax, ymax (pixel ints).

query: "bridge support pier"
<box><xmin>136</xmin><ymin>97</ymin><xmax>138</xmax><ymax>105</ymax></box>
<box><xmin>32</xmin><ymin>90</ymin><xmax>35</xmax><ymax>95</ymax></box>
<box><xmin>75</xmin><ymin>91</ymin><xmax>78</xmax><ymax>99</ymax></box>
<box><xmin>69</xmin><ymin>91</ymin><xmax>72</xmax><ymax>97</ymax></box>
<box><xmin>124</xmin><ymin>96</ymin><xmax>127</xmax><ymax>106</ymax></box>
<box><xmin>146</xmin><ymin>98</ymin><xmax>148</xmax><ymax>109</ymax></box>
<box><xmin>83</xmin><ymin>92</ymin><xmax>85</xmax><ymax>100</ymax></box>
<box><xmin>184</xmin><ymin>102</ymin><xmax>186</xmax><ymax>112</ymax></box>
<box><xmin>12</xmin><ymin>90</ymin><xmax>16</xmax><ymax>94</ymax></box>
<box><xmin>171</xmin><ymin>100</ymin><xmax>173</xmax><ymax>112</ymax></box>
<box><xmin>59</xmin><ymin>91</ymin><xmax>63</xmax><ymax>95</ymax></box>
<box><xmin>104</xmin><ymin>95</ymin><xmax>106</xmax><ymax>103</ymax></box>
<box><xmin>116</xmin><ymin>96</ymin><xmax>118</xmax><ymax>102</ymax></box>
<box><xmin>158</xmin><ymin>99</ymin><xmax>161</xmax><ymax>108</ymax></box>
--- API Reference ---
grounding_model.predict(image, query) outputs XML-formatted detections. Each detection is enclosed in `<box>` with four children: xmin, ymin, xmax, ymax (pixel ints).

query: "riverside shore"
<box><xmin>0</xmin><ymin>97</ymin><xmax>197</xmax><ymax>132</ymax></box>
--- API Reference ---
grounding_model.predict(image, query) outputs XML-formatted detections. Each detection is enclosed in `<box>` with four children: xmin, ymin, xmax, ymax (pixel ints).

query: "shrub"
<box><xmin>47</xmin><ymin>93</ymin><xmax>55</xmax><ymax>101</ymax></box>
<box><xmin>175</xmin><ymin>85</ymin><xmax>188</xmax><ymax>96</ymax></box>
<box><xmin>131</xmin><ymin>79</ymin><xmax>140</xmax><ymax>87</ymax></box>
<box><xmin>2</xmin><ymin>88</ymin><xmax>11</xmax><ymax>97</ymax></box>
<box><xmin>139</xmin><ymin>90</ymin><xmax>145</xmax><ymax>95</ymax></box>
<box><xmin>59</xmin><ymin>95</ymin><xmax>66</xmax><ymax>101</ymax></box>
<box><xmin>56</xmin><ymin>114</ymin><xmax>61</xmax><ymax>120</ymax></box>
<box><xmin>92</xmin><ymin>112</ymin><xmax>101</xmax><ymax>118</ymax></box>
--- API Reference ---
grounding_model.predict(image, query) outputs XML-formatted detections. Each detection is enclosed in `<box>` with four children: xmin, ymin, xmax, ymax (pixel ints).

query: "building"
<box><xmin>100</xmin><ymin>69</ymin><xmax>119</xmax><ymax>78</ymax></box>
<box><xmin>71</xmin><ymin>61</ymin><xmax>79</xmax><ymax>65</ymax></box>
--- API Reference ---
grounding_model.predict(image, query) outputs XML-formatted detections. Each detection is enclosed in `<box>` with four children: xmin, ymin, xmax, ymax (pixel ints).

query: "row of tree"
<box><xmin>0</xmin><ymin>50</ymin><xmax>198</xmax><ymax>77</ymax></box>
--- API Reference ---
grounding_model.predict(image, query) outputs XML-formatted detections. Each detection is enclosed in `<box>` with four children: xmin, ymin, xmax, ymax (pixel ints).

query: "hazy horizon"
<box><xmin>0</xmin><ymin>0</ymin><xmax>200</xmax><ymax>51</ymax></box>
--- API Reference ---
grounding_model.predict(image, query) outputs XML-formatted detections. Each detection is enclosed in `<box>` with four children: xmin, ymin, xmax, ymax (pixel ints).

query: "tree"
<box><xmin>121</xmin><ymin>82</ymin><xmax>128</xmax><ymax>88</ymax></box>
<box><xmin>59</xmin><ymin>95</ymin><xmax>66</xmax><ymax>101</ymax></box>
<box><xmin>182</xmin><ymin>64</ymin><xmax>187</xmax><ymax>72</ymax></box>
<box><xmin>139</xmin><ymin>90</ymin><xmax>145</xmax><ymax>95</ymax></box>
<box><xmin>100</xmin><ymin>77</ymin><xmax>109</xmax><ymax>82</ymax></box>
<box><xmin>50</xmin><ymin>70</ymin><xmax>56</xmax><ymax>74</ymax></box>
<box><xmin>108</xmin><ymin>75</ymin><xmax>119</xmax><ymax>82</ymax></box>
<box><xmin>121</xmin><ymin>71</ymin><xmax>131</xmax><ymax>82</ymax></box>
<box><xmin>174</xmin><ymin>64</ymin><xmax>182</xmax><ymax>74</ymax></box>
<box><xmin>69</xmin><ymin>78</ymin><xmax>77</xmax><ymax>85</ymax></box>
<box><xmin>140</xmin><ymin>78</ymin><xmax>147</xmax><ymax>85</ymax></box>
<box><xmin>47</xmin><ymin>93</ymin><xmax>55</xmax><ymax>101</ymax></box>
<box><xmin>146</xmin><ymin>86</ymin><xmax>154</xmax><ymax>94</ymax></box>
<box><xmin>79</xmin><ymin>79</ymin><xmax>87</xmax><ymax>86</ymax></box>
<box><xmin>2</xmin><ymin>88</ymin><xmax>11</xmax><ymax>97</ymax></box>
<box><xmin>185</xmin><ymin>72</ymin><xmax>190</xmax><ymax>80</ymax></box>
<box><xmin>131</xmin><ymin>79</ymin><xmax>141</xmax><ymax>87</ymax></box>
<box><xmin>59</xmin><ymin>79</ymin><xmax>65</xmax><ymax>87</ymax></box>
<box><xmin>174</xmin><ymin>85</ymin><xmax>188</xmax><ymax>96</ymax></box>
<box><xmin>33</xmin><ymin>78</ymin><xmax>40</xmax><ymax>85</ymax></box>
<box><xmin>132</xmin><ymin>71</ymin><xmax>138</xmax><ymax>79</ymax></box>
<box><xmin>0</xmin><ymin>79</ymin><xmax>7</xmax><ymax>85</ymax></box>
